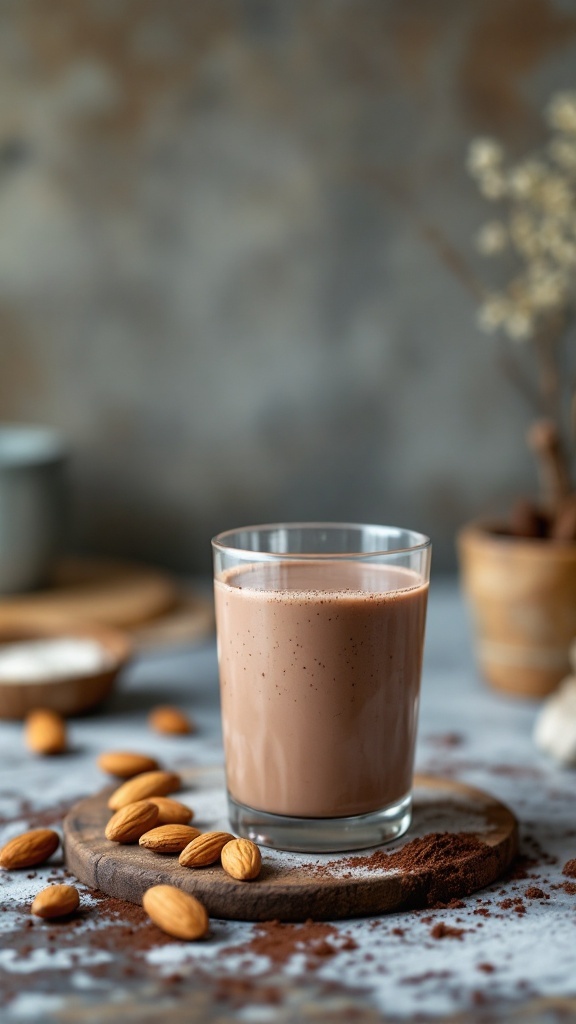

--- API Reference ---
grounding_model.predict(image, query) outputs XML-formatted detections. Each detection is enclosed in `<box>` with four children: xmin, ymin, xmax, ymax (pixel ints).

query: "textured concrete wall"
<box><xmin>1</xmin><ymin>0</ymin><xmax>575</xmax><ymax>573</ymax></box>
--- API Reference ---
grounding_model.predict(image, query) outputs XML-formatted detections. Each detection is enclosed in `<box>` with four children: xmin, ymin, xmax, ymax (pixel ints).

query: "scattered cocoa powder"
<box><xmin>325</xmin><ymin>832</ymin><xmax>495</xmax><ymax>908</ymax></box>
<box><xmin>524</xmin><ymin>887</ymin><xmax>547</xmax><ymax>900</ymax></box>
<box><xmin>477</xmin><ymin>963</ymin><xmax>495</xmax><ymax>973</ymax></box>
<box><xmin>224</xmin><ymin>920</ymin><xmax>346</xmax><ymax>971</ymax></box>
<box><xmin>430</xmin><ymin>922</ymin><xmax>465</xmax><ymax>940</ymax></box>
<box><xmin>562</xmin><ymin>858</ymin><xmax>576</xmax><ymax>878</ymax></box>
<box><xmin>562</xmin><ymin>881</ymin><xmax>576</xmax><ymax>895</ymax></box>
<box><xmin>498</xmin><ymin>897</ymin><xmax>526</xmax><ymax>916</ymax></box>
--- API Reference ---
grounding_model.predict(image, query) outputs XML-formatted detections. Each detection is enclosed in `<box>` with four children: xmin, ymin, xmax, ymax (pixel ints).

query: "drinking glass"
<box><xmin>212</xmin><ymin>523</ymin><xmax>431</xmax><ymax>852</ymax></box>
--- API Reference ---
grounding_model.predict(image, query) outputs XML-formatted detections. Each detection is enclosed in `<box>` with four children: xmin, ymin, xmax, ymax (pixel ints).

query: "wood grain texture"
<box><xmin>64</xmin><ymin>770</ymin><xmax>518</xmax><ymax>922</ymax></box>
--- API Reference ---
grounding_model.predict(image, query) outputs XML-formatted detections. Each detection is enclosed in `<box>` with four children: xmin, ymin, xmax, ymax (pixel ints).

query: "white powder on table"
<box><xmin>0</xmin><ymin>637</ymin><xmax>112</xmax><ymax>683</ymax></box>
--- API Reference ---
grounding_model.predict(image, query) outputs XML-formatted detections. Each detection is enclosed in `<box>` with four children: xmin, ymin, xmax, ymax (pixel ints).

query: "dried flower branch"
<box><xmin>468</xmin><ymin>90</ymin><xmax>576</xmax><ymax>521</ymax></box>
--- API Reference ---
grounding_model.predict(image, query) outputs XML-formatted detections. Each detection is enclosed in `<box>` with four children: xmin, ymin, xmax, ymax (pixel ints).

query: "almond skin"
<box><xmin>31</xmin><ymin>884</ymin><xmax>79</xmax><ymax>919</ymax></box>
<box><xmin>97</xmin><ymin>751</ymin><xmax>159</xmax><ymax>778</ymax></box>
<box><xmin>139</xmin><ymin>824</ymin><xmax>201</xmax><ymax>854</ymax></box>
<box><xmin>108</xmin><ymin>770</ymin><xmax>181</xmax><ymax>811</ymax></box>
<box><xmin>148</xmin><ymin>705</ymin><xmax>194</xmax><ymax>735</ymax></box>
<box><xmin>105</xmin><ymin>801</ymin><xmax>159</xmax><ymax>843</ymax></box>
<box><xmin>221</xmin><ymin>838</ymin><xmax>262</xmax><ymax>881</ymax></box>
<box><xmin>142</xmin><ymin>885</ymin><xmax>209</xmax><ymax>940</ymax></box>
<box><xmin>179</xmin><ymin>831</ymin><xmax>235</xmax><ymax>868</ymax></box>
<box><xmin>147</xmin><ymin>797</ymin><xmax>194</xmax><ymax>826</ymax></box>
<box><xmin>0</xmin><ymin>829</ymin><xmax>60</xmax><ymax>869</ymax></box>
<box><xmin>25</xmin><ymin>709</ymin><xmax>67</xmax><ymax>756</ymax></box>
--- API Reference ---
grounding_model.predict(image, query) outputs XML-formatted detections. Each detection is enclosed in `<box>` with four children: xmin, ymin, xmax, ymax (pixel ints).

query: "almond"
<box><xmin>148</xmin><ymin>705</ymin><xmax>194</xmax><ymax>735</ymax></box>
<box><xmin>179</xmin><ymin>831</ymin><xmax>235</xmax><ymax>868</ymax></box>
<box><xmin>142</xmin><ymin>884</ymin><xmax>208</xmax><ymax>940</ymax></box>
<box><xmin>25</xmin><ymin>709</ymin><xmax>67</xmax><ymax>756</ymax></box>
<box><xmin>97</xmin><ymin>751</ymin><xmax>159</xmax><ymax>778</ymax></box>
<box><xmin>31</xmin><ymin>884</ymin><xmax>79</xmax><ymax>919</ymax></box>
<box><xmin>105</xmin><ymin>801</ymin><xmax>159</xmax><ymax>843</ymax></box>
<box><xmin>107</xmin><ymin>770</ymin><xmax>181</xmax><ymax>811</ymax></box>
<box><xmin>147</xmin><ymin>796</ymin><xmax>194</xmax><ymax>826</ymax></box>
<box><xmin>139</xmin><ymin>824</ymin><xmax>201</xmax><ymax>854</ymax></box>
<box><xmin>221</xmin><ymin>838</ymin><xmax>262</xmax><ymax>881</ymax></box>
<box><xmin>0</xmin><ymin>829</ymin><xmax>60</xmax><ymax>869</ymax></box>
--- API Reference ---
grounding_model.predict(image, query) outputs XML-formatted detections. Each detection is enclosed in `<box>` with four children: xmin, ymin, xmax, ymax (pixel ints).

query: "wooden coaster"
<box><xmin>64</xmin><ymin>768</ymin><xmax>518</xmax><ymax>922</ymax></box>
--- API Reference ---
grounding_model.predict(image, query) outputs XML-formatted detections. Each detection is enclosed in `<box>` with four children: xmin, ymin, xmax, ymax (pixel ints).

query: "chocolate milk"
<box><xmin>214</xmin><ymin>561</ymin><xmax>428</xmax><ymax>819</ymax></box>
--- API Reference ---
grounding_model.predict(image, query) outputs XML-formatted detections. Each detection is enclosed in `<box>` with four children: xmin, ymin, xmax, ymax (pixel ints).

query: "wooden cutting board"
<box><xmin>0</xmin><ymin>557</ymin><xmax>179</xmax><ymax>629</ymax></box>
<box><xmin>64</xmin><ymin>767</ymin><xmax>518</xmax><ymax>922</ymax></box>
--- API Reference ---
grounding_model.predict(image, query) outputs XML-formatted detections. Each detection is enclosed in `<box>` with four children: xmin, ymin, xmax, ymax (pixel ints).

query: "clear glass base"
<box><xmin>227</xmin><ymin>792</ymin><xmax>412</xmax><ymax>853</ymax></box>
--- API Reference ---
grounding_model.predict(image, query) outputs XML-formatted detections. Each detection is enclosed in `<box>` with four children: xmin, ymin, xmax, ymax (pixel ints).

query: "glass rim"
<box><xmin>211</xmin><ymin>521</ymin><xmax>431</xmax><ymax>560</ymax></box>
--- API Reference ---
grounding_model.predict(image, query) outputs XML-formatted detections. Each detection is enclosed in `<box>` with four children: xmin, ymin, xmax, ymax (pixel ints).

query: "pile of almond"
<box><xmin>0</xmin><ymin>740</ymin><xmax>262</xmax><ymax>943</ymax></box>
<box><xmin>101</xmin><ymin>757</ymin><xmax>262</xmax><ymax>902</ymax></box>
<box><xmin>98</xmin><ymin>751</ymin><xmax>262</xmax><ymax>940</ymax></box>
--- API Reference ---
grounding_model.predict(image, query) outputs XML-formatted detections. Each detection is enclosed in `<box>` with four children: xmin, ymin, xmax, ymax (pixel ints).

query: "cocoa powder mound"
<box><xmin>562</xmin><ymin>858</ymin><xmax>576</xmax><ymax>878</ymax></box>
<box><xmin>327</xmin><ymin>832</ymin><xmax>496</xmax><ymax>908</ymax></box>
<box><xmin>562</xmin><ymin>881</ymin><xmax>576</xmax><ymax>895</ymax></box>
<box><xmin>524</xmin><ymin>887</ymin><xmax>547</xmax><ymax>900</ymax></box>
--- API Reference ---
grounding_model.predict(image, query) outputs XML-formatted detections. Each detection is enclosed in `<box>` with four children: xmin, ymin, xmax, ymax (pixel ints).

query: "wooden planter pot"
<box><xmin>458</xmin><ymin>522</ymin><xmax>576</xmax><ymax>698</ymax></box>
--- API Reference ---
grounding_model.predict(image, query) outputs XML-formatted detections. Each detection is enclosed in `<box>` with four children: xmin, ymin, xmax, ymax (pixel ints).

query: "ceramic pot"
<box><xmin>458</xmin><ymin>521</ymin><xmax>576</xmax><ymax>698</ymax></box>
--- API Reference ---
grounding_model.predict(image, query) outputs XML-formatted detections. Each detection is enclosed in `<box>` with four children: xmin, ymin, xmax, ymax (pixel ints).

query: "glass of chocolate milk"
<box><xmin>212</xmin><ymin>523</ymin><xmax>431</xmax><ymax>852</ymax></box>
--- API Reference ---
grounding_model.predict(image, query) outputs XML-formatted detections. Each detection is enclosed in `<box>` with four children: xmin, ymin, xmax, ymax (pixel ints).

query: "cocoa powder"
<box><xmin>562</xmin><ymin>858</ymin><xmax>576</xmax><ymax>878</ymax></box>
<box><xmin>325</xmin><ymin>832</ymin><xmax>495</xmax><ymax>908</ymax></box>
<box><xmin>224</xmin><ymin>920</ymin><xmax>353</xmax><ymax>970</ymax></box>
<box><xmin>430</xmin><ymin>922</ymin><xmax>466</xmax><ymax>940</ymax></box>
<box><xmin>524</xmin><ymin>887</ymin><xmax>547</xmax><ymax>900</ymax></box>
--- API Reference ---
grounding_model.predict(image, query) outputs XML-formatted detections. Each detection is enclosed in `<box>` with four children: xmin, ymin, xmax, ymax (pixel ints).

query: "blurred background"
<box><xmin>1</xmin><ymin>0</ymin><xmax>575</xmax><ymax>575</ymax></box>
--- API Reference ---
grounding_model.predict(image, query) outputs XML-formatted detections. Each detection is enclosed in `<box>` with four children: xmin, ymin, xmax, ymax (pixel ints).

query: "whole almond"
<box><xmin>0</xmin><ymin>829</ymin><xmax>60</xmax><ymax>869</ymax></box>
<box><xmin>148</xmin><ymin>705</ymin><xmax>194</xmax><ymax>735</ymax></box>
<box><xmin>147</xmin><ymin>797</ymin><xmax>194</xmax><ymax>826</ymax></box>
<box><xmin>105</xmin><ymin>800</ymin><xmax>159</xmax><ymax>843</ymax></box>
<box><xmin>221</xmin><ymin>838</ymin><xmax>262</xmax><ymax>881</ymax></box>
<box><xmin>97</xmin><ymin>751</ymin><xmax>159</xmax><ymax>778</ymax></box>
<box><xmin>31</xmin><ymin>884</ymin><xmax>79</xmax><ymax>919</ymax></box>
<box><xmin>25</xmin><ymin>709</ymin><xmax>67</xmax><ymax>756</ymax></box>
<box><xmin>108</xmin><ymin>770</ymin><xmax>181</xmax><ymax>811</ymax></box>
<box><xmin>139</xmin><ymin>824</ymin><xmax>201</xmax><ymax>854</ymax></box>
<box><xmin>143</xmin><ymin>884</ymin><xmax>209</xmax><ymax>940</ymax></box>
<box><xmin>179</xmin><ymin>831</ymin><xmax>235</xmax><ymax>868</ymax></box>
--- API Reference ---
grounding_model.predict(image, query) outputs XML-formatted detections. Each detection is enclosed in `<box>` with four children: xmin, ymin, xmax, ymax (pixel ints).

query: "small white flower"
<box><xmin>477</xmin><ymin>294</ymin><xmax>509</xmax><ymax>332</ymax></box>
<box><xmin>509</xmin><ymin>212</ymin><xmax>540</xmax><ymax>259</ymax></box>
<box><xmin>539</xmin><ymin>174</ymin><xmax>573</xmax><ymax>215</ymax></box>
<box><xmin>476</xmin><ymin>220</ymin><xmax>507</xmax><ymax>255</ymax></box>
<box><xmin>549</xmin><ymin>137</ymin><xmax>576</xmax><ymax>172</ymax></box>
<box><xmin>547</xmin><ymin>91</ymin><xmax>576</xmax><ymax>135</ymax></box>
<box><xmin>504</xmin><ymin>309</ymin><xmax>534</xmax><ymax>340</ymax></box>
<box><xmin>528</xmin><ymin>265</ymin><xmax>567</xmax><ymax>309</ymax></box>
<box><xmin>467</xmin><ymin>138</ymin><xmax>504</xmax><ymax>176</ymax></box>
<box><xmin>478</xmin><ymin>170</ymin><xmax>507</xmax><ymax>200</ymax></box>
<box><xmin>508</xmin><ymin>159</ymin><xmax>546</xmax><ymax>200</ymax></box>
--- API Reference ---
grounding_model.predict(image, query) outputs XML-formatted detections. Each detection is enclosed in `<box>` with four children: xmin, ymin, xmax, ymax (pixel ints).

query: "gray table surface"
<box><xmin>1</xmin><ymin>578</ymin><xmax>575</xmax><ymax>1023</ymax></box>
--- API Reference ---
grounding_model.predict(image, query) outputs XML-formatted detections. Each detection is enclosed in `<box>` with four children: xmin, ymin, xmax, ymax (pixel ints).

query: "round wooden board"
<box><xmin>0</xmin><ymin>557</ymin><xmax>179</xmax><ymax>630</ymax></box>
<box><xmin>64</xmin><ymin>767</ymin><xmax>518</xmax><ymax>922</ymax></box>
